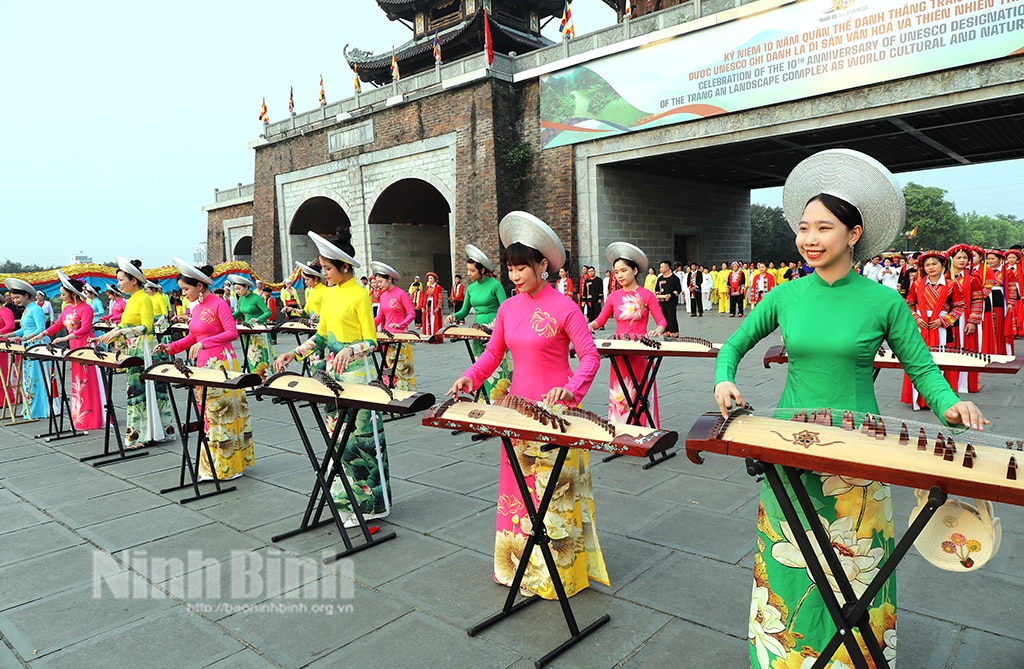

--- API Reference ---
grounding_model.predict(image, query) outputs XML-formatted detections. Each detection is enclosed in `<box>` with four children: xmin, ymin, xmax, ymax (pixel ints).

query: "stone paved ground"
<box><xmin>2</xmin><ymin>305</ymin><xmax>1023</xmax><ymax>668</ymax></box>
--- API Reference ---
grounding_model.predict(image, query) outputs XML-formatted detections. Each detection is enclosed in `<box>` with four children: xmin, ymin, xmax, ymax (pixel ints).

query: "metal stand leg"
<box><xmin>34</xmin><ymin>356</ymin><xmax>87</xmax><ymax>442</ymax></box>
<box><xmin>81</xmin><ymin>367</ymin><xmax>150</xmax><ymax>467</ymax></box>
<box><xmin>468</xmin><ymin>438</ymin><xmax>609</xmax><ymax>667</ymax></box>
<box><xmin>602</xmin><ymin>355</ymin><xmax>675</xmax><ymax>468</ymax></box>
<box><xmin>160</xmin><ymin>384</ymin><xmax>236</xmax><ymax>503</ymax></box>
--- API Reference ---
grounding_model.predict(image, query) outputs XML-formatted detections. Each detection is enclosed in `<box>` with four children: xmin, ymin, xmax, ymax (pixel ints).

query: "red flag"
<box><xmin>258</xmin><ymin>98</ymin><xmax>269</xmax><ymax>123</ymax></box>
<box><xmin>390</xmin><ymin>50</ymin><xmax>400</xmax><ymax>81</ymax></box>
<box><xmin>483</xmin><ymin>9</ymin><xmax>494</xmax><ymax>65</ymax></box>
<box><xmin>559</xmin><ymin>1</ymin><xmax>575</xmax><ymax>39</ymax></box>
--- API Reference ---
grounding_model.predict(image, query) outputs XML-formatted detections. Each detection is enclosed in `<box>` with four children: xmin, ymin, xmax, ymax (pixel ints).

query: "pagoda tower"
<box><xmin>345</xmin><ymin>0</ymin><xmax>569</xmax><ymax>86</ymax></box>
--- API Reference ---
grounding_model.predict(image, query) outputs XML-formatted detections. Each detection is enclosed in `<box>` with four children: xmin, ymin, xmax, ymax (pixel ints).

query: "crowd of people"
<box><xmin>0</xmin><ymin>146</ymin><xmax>1011</xmax><ymax>669</ymax></box>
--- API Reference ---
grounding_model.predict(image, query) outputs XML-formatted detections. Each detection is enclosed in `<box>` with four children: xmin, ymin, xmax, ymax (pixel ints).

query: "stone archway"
<box><xmin>368</xmin><ymin>178</ymin><xmax>453</xmax><ymax>289</ymax></box>
<box><xmin>232</xmin><ymin>235</ymin><xmax>253</xmax><ymax>265</ymax></box>
<box><xmin>288</xmin><ymin>196</ymin><xmax>352</xmax><ymax>268</ymax></box>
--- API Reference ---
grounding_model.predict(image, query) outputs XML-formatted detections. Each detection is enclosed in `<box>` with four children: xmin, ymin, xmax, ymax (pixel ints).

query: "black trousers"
<box><xmin>730</xmin><ymin>294</ymin><xmax>744</xmax><ymax>316</ymax></box>
<box><xmin>661</xmin><ymin>300</ymin><xmax>679</xmax><ymax>333</ymax></box>
<box><xmin>690</xmin><ymin>292</ymin><xmax>703</xmax><ymax>315</ymax></box>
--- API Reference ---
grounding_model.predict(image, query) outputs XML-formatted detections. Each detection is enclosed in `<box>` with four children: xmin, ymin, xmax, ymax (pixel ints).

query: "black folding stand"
<box><xmin>260</xmin><ymin>393</ymin><xmax>396</xmax><ymax>563</ymax></box>
<box><xmin>27</xmin><ymin>346</ymin><xmax>87</xmax><ymax>443</ymax></box>
<box><xmin>72</xmin><ymin>350</ymin><xmax>150</xmax><ymax>467</ymax></box>
<box><xmin>468</xmin><ymin>436</ymin><xmax>610</xmax><ymax>668</ymax></box>
<box><xmin>746</xmin><ymin>458</ymin><xmax>946</xmax><ymax>669</ymax></box>
<box><xmin>159</xmin><ymin>381</ymin><xmax>237</xmax><ymax>504</ymax></box>
<box><xmin>600</xmin><ymin>353</ymin><xmax>675</xmax><ymax>468</ymax></box>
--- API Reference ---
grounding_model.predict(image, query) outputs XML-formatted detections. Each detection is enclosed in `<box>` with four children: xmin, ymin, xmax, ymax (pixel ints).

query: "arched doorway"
<box><xmin>289</xmin><ymin>196</ymin><xmax>352</xmax><ymax>267</ymax></box>
<box><xmin>232</xmin><ymin>235</ymin><xmax>253</xmax><ymax>265</ymax></box>
<box><xmin>368</xmin><ymin>178</ymin><xmax>452</xmax><ymax>290</ymax></box>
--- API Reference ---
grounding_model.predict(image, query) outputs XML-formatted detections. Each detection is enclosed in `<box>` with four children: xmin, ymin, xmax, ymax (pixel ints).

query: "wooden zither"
<box><xmin>686</xmin><ymin>409</ymin><xmax>1024</xmax><ymax>506</ymax></box>
<box><xmin>66</xmin><ymin>346</ymin><xmax>146</xmax><ymax>466</ymax></box>
<box><xmin>423</xmin><ymin>394</ymin><xmax>677</xmax><ymax>458</ymax></box>
<box><xmin>255</xmin><ymin>371</ymin><xmax>435</xmax><ymax>563</ymax></box>
<box><xmin>685</xmin><ymin>407</ymin><xmax>1022</xmax><ymax>669</ymax></box>
<box><xmin>595</xmin><ymin>334</ymin><xmax>721</xmax><ymax>358</ymax></box>
<box><xmin>375</xmin><ymin>330</ymin><xmax>438</xmax><ymax>345</ymax></box>
<box><xmin>438</xmin><ymin>323</ymin><xmax>493</xmax><ymax>341</ymax></box>
<box><xmin>763</xmin><ymin>343</ymin><xmax>1024</xmax><ymax>375</ymax></box>
<box><xmin>141</xmin><ymin>359</ymin><xmax>262</xmax><ymax>503</ymax></box>
<box><xmin>423</xmin><ymin>394</ymin><xmax>678</xmax><ymax>667</ymax></box>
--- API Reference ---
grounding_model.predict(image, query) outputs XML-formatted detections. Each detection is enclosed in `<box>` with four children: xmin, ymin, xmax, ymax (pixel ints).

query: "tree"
<box><xmin>750</xmin><ymin>204</ymin><xmax>797</xmax><ymax>264</ymax></box>
<box><xmin>903</xmin><ymin>182</ymin><xmax>962</xmax><ymax>251</ymax></box>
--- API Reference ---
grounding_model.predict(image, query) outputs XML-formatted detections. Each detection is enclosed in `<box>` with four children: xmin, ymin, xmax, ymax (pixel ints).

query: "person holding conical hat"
<box><xmin>714</xmin><ymin>149</ymin><xmax>987</xmax><ymax>668</ymax></box>
<box><xmin>25</xmin><ymin>271</ymin><xmax>104</xmax><ymax>430</ymax></box>
<box><xmin>448</xmin><ymin>211</ymin><xmax>608</xmax><ymax>600</ymax></box>
<box><xmin>371</xmin><ymin>261</ymin><xmax>417</xmax><ymax>391</ymax></box>
<box><xmin>1</xmin><ymin>278</ymin><xmax>50</xmax><ymax>420</ymax></box>
<box><xmin>156</xmin><ymin>260</ymin><xmax>254</xmax><ymax>481</ymax></box>
<box><xmin>587</xmin><ymin>242</ymin><xmax>666</xmax><ymax>425</ymax></box>
<box><xmin>227</xmin><ymin>273</ymin><xmax>275</xmax><ymax>380</ymax></box>
<box><xmin>445</xmin><ymin>243</ymin><xmax>513</xmax><ymax>401</ymax></box>
<box><xmin>94</xmin><ymin>257</ymin><xmax>175</xmax><ymax>447</ymax></box>
<box><xmin>274</xmin><ymin>230</ymin><xmax>392</xmax><ymax>526</ymax></box>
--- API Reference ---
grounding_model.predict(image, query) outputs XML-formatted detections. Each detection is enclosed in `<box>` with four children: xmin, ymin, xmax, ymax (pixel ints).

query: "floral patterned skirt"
<box><xmin>470</xmin><ymin>338</ymin><xmax>512</xmax><ymax>402</ymax></box>
<box><xmin>750</xmin><ymin>471</ymin><xmax>896</xmax><ymax>668</ymax></box>
<box><xmin>608</xmin><ymin>355</ymin><xmax>658</xmax><ymax>427</ymax></box>
<box><xmin>381</xmin><ymin>342</ymin><xmax>415</xmax><ymax>391</ymax></box>
<box><xmin>197</xmin><ymin>356</ymin><xmax>254</xmax><ymax>480</ymax></box>
<box><xmin>243</xmin><ymin>332</ymin><xmax>275</xmax><ymax>380</ymax></box>
<box><xmin>494</xmin><ymin>434</ymin><xmax>609</xmax><ymax>600</ymax></box>
<box><xmin>123</xmin><ymin>334</ymin><xmax>174</xmax><ymax>446</ymax></box>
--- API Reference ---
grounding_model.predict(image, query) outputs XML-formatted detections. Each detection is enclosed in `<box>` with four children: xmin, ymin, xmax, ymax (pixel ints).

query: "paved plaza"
<box><xmin>2</xmin><ymin>307</ymin><xmax>1023</xmax><ymax>668</ymax></box>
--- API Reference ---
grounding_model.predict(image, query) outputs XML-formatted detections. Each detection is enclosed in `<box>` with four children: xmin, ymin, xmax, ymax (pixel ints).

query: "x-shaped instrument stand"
<box><xmin>159</xmin><ymin>381</ymin><xmax>238</xmax><ymax>504</ymax></box>
<box><xmin>600</xmin><ymin>353</ymin><xmax>675</xmax><ymax>469</ymax></box>
<box><xmin>746</xmin><ymin>458</ymin><xmax>946</xmax><ymax>669</ymax></box>
<box><xmin>265</xmin><ymin>395</ymin><xmax>396</xmax><ymax>564</ymax></box>
<box><xmin>449</xmin><ymin>338</ymin><xmax>493</xmax><ymax>441</ymax></box>
<box><xmin>468</xmin><ymin>436</ymin><xmax>609</xmax><ymax>668</ymax></box>
<box><xmin>30</xmin><ymin>346</ymin><xmax>87</xmax><ymax>443</ymax></box>
<box><xmin>79</xmin><ymin>355</ymin><xmax>150</xmax><ymax>467</ymax></box>
<box><xmin>1</xmin><ymin>347</ymin><xmax>37</xmax><ymax>426</ymax></box>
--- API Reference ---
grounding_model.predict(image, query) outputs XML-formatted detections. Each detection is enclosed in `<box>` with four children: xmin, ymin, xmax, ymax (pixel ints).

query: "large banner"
<box><xmin>539</xmin><ymin>0</ymin><xmax>1024</xmax><ymax>148</ymax></box>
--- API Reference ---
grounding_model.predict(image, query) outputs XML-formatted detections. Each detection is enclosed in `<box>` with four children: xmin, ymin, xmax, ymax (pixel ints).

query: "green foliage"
<box><xmin>750</xmin><ymin>204</ymin><xmax>798</xmax><ymax>264</ymax></box>
<box><xmin>0</xmin><ymin>259</ymin><xmax>51</xmax><ymax>273</ymax></box>
<box><xmin>902</xmin><ymin>182</ymin><xmax>962</xmax><ymax>251</ymax></box>
<box><xmin>501</xmin><ymin>141</ymin><xmax>534</xmax><ymax>180</ymax></box>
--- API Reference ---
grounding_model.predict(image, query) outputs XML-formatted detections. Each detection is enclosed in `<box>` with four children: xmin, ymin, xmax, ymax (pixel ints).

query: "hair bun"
<box><xmin>333</xmin><ymin>227</ymin><xmax>353</xmax><ymax>247</ymax></box>
<box><xmin>199</xmin><ymin>265</ymin><xmax>215</xmax><ymax>277</ymax></box>
<box><xmin>131</xmin><ymin>259</ymin><xmax>142</xmax><ymax>268</ymax></box>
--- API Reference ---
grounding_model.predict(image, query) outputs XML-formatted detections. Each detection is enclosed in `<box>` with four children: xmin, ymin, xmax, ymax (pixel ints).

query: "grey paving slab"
<box><xmin>204</xmin><ymin>648</ymin><xmax>283</xmax><ymax>669</ymax></box>
<box><xmin>0</xmin><ymin>487</ymin><xmax>18</xmax><ymax>507</ymax></box>
<box><xmin>46</xmin><ymin>486</ymin><xmax>167</xmax><ymax>529</ymax></box>
<box><xmin>78</xmin><ymin>504</ymin><xmax>213</xmax><ymax>553</ymax></box>
<box><xmin>893</xmin><ymin>610</ymin><xmax>960</xmax><ymax>669</ymax></box>
<box><xmin>15</xmin><ymin>472</ymin><xmax>134</xmax><ymax>511</ymax></box>
<box><xmin>948</xmin><ymin>626</ymin><xmax>1024</xmax><ymax>669</ymax></box>
<box><xmin>31</xmin><ymin>605</ymin><xmax>243</xmax><ymax>669</ymax></box>
<box><xmin>590</xmin><ymin>458</ymin><xmax>679</xmax><ymax>496</ymax></box>
<box><xmin>94</xmin><ymin>449</ymin><xmax>182</xmax><ymax>478</ymax></box>
<box><xmin>113</xmin><ymin>522</ymin><xmax>266</xmax><ymax>587</ymax></box>
<box><xmin>0</xmin><ymin>545</ymin><xmax>113</xmax><ymax>612</ymax></box>
<box><xmin>0</xmin><ymin>504</ymin><xmax>48</xmax><ymax>536</ymax></box>
<box><xmin>0</xmin><ymin>444</ymin><xmax>48</xmax><ymax>462</ymax></box>
<box><xmin>387</xmin><ymin>448</ymin><xmax>459</xmax><ymax>479</ymax></box>
<box><xmin>635</xmin><ymin>505</ymin><xmax>753</xmax><ymax>564</ymax></box>
<box><xmin>2</xmin><ymin>460</ymin><xmax>89</xmax><ymax>488</ymax></box>
<box><xmin>0</xmin><ymin>523</ymin><xmax>83</xmax><ymax>568</ymax></box>
<box><xmin>615</xmin><ymin>551</ymin><xmax>748</xmax><ymax>636</ymax></box>
<box><xmin>334</xmin><ymin>530</ymin><xmax>461</xmax><ymax>588</ymax></box>
<box><xmin>411</xmin><ymin>459</ymin><xmax>497</xmax><ymax>494</ymax></box>
<box><xmin>619</xmin><ymin>618</ymin><xmax>746</xmax><ymax>668</ymax></box>
<box><xmin>309</xmin><ymin>610</ymin><xmax>518</xmax><ymax>669</ymax></box>
<box><xmin>0</xmin><ymin>642</ymin><xmax>24</xmax><ymax>669</ymax></box>
<box><xmin>192</xmin><ymin>486</ymin><xmax>306</xmax><ymax>532</ymax></box>
<box><xmin>646</xmin><ymin>471</ymin><xmax>759</xmax><ymax>516</ymax></box>
<box><xmin>429</xmin><ymin>506</ymin><xmax>495</xmax><ymax>553</ymax></box>
<box><xmin>386</xmin><ymin>486</ymin><xmax>492</xmax><ymax>533</ymax></box>
<box><xmin>241</xmin><ymin>450</ymin><xmax>309</xmax><ymax>480</ymax></box>
<box><xmin>590</xmin><ymin>532</ymin><xmax>675</xmax><ymax>596</ymax></box>
<box><xmin>377</xmin><ymin>549</ymin><xmax>505</xmax><ymax>626</ymax></box>
<box><xmin>219</xmin><ymin>584</ymin><xmax>411</xmax><ymax>669</ymax></box>
<box><xmin>592</xmin><ymin>487</ymin><xmax>679</xmax><ymax>537</ymax></box>
<box><xmin>0</xmin><ymin>580</ymin><xmax>173</xmax><ymax>660</ymax></box>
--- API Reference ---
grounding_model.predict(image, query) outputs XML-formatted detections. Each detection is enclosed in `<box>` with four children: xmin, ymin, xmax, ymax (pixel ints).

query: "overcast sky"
<box><xmin>1</xmin><ymin>0</ymin><xmax>1019</xmax><ymax>271</ymax></box>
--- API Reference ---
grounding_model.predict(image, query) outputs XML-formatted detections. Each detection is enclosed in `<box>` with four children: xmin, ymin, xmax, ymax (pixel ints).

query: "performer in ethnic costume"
<box><xmin>979</xmin><ymin>249</ymin><xmax>1011</xmax><ymax>357</ymax></box>
<box><xmin>101</xmin><ymin>284</ymin><xmax>126</xmax><ymax>324</ymax></box>
<box><xmin>555</xmin><ymin>267</ymin><xmax>574</xmax><ymax>298</ymax></box>
<box><xmin>372</xmin><ymin>261</ymin><xmax>417</xmax><ymax>391</ymax></box>
<box><xmin>946</xmin><ymin>244</ymin><xmax>984</xmax><ymax>393</ymax></box>
<box><xmin>26</xmin><ymin>271</ymin><xmax>103</xmax><ymax>430</ymax></box>
<box><xmin>901</xmin><ymin>250</ymin><xmax>963</xmax><ymax>409</ymax></box>
<box><xmin>1003</xmin><ymin>246</ymin><xmax>1024</xmax><ymax>347</ymax></box>
<box><xmin>95</xmin><ymin>257</ymin><xmax>174</xmax><ymax>447</ymax></box>
<box><xmin>587</xmin><ymin>242</ymin><xmax>666</xmax><ymax>425</ymax></box>
<box><xmin>449</xmin><ymin>211</ymin><xmax>608</xmax><ymax>600</ymax></box>
<box><xmin>449</xmin><ymin>274</ymin><xmax>465</xmax><ymax>320</ymax></box>
<box><xmin>727</xmin><ymin>261</ymin><xmax>746</xmax><ymax>317</ymax></box>
<box><xmin>418</xmin><ymin>271</ymin><xmax>443</xmax><ymax>336</ymax></box>
<box><xmin>446</xmin><ymin>244</ymin><xmax>513</xmax><ymax>401</ymax></box>
<box><xmin>748</xmin><ymin>262</ymin><xmax>776</xmax><ymax>309</ymax></box>
<box><xmin>145</xmin><ymin>281</ymin><xmax>171</xmax><ymax>333</ymax></box>
<box><xmin>156</xmin><ymin>260</ymin><xmax>253</xmax><ymax>480</ymax></box>
<box><xmin>714</xmin><ymin>149</ymin><xmax>986</xmax><ymax>669</ymax></box>
<box><xmin>228</xmin><ymin>274</ymin><xmax>274</xmax><ymax>380</ymax></box>
<box><xmin>2</xmin><ymin>278</ymin><xmax>50</xmax><ymax>420</ymax></box>
<box><xmin>275</xmin><ymin>231</ymin><xmax>391</xmax><ymax>527</ymax></box>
